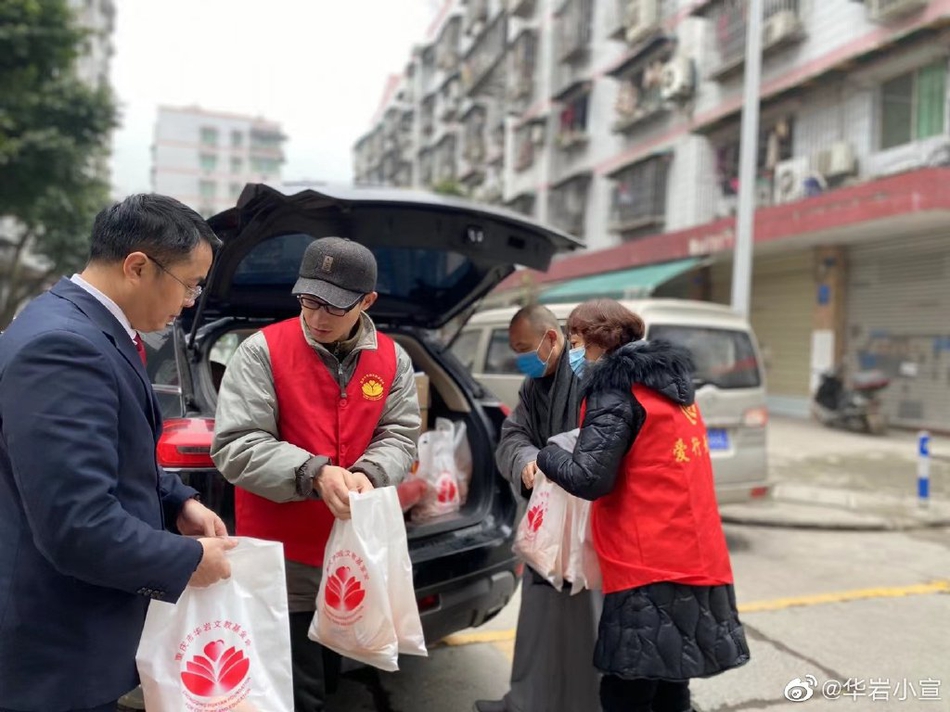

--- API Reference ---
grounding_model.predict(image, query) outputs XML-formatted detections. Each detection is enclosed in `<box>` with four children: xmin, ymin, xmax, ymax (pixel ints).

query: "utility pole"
<box><xmin>731</xmin><ymin>0</ymin><xmax>764</xmax><ymax>318</ymax></box>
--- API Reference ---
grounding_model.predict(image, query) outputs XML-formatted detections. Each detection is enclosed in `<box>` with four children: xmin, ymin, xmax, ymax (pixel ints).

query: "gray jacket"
<box><xmin>211</xmin><ymin>312</ymin><xmax>420</xmax><ymax>503</ymax></box>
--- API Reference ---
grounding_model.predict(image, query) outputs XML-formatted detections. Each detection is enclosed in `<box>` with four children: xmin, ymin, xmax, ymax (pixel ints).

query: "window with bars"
<box><xmin>714</xmin><ymin>115</ymin><xmax>794</xmax><ymax>200</ymax></box>
<box><xmin>613</xmin><ymin>57</ymin><xmax>670</xmax><ymax>131</ymax></box>
<box><xmin>880</xmin><ymin>61</ymin><xmax>947</xmax><ymax>150</ymax></box>
<box><xmin>557</xmin><ymin>92</ymin><xmax>590</xmax><ymax>148</ymax></box>
<box><xmin>509</xmin><ymin>31</ymin><xmax>538</xmax><ymax>102</ymax></box>
<box><xmin>610</xmin><ymin>156</ymin><xmax>670</xmax><ymax>232</ymax></box>
<box><xmin>549</xmin><ymin>175</ymin><xmax>590</xmax><ymax>237</ymax></box>
<box><xmin>557</xmin><ymin>0</ymin><xmax>594</xmax><ymax>63</ymax></box>
<box><xmin>514</xmin><ymin>122</ymin><xmax>540</xmax><ymax>171</ymax></box>
<box><xmin>463</xmin><ymin>14</ymin><xmax>507</xmax><ymax>94</ymax></box>
<box><xmin>464</xmin><ymin>106</ymin><xmax>488</xmax><ymax>163</ymax></box>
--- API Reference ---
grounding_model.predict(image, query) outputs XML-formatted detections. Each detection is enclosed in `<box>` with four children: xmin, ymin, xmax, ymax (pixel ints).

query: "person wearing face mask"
<box><xmin>537</xmin><ymin>299</ymin><xmax>749</xmax><ymax>712</ymax></box>
<box><xmin>473</xmin><ymin>305</ymin><xmax>600</xmax><ymax>712</ymax></box>
<box><xmin>211</xmin><ymin>237</ymin><xmax>420</xmax><ymax>712</ymax></box>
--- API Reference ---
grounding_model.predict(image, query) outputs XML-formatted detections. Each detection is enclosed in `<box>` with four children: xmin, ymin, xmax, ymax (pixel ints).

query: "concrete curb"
<box><xmin>720</xmin><ymin>484</ymin><xmax>950</xmax><ymax>531</ymax></box>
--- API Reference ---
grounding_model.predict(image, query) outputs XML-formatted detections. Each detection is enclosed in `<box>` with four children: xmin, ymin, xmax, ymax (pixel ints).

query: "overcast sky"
<box><xmin>109</xmin><ymin>0</ymin><xmax>443</xmax><ymax>197</ymax></box>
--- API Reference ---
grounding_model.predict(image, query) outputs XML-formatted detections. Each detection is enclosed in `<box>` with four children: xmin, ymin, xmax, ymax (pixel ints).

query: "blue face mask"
<box><xmin>515</xmin><ymin>336</ymin><xmax>553</xmax><ymax>379</ymax></box>
<box><xmin>568</xmin><ymin>346</ymin><xmax>586</xmax><ymax>377</ymax></box>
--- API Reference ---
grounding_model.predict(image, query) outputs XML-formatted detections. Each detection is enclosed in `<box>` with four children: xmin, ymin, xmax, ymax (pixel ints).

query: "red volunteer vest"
<box><xmin>234</xmin><ymin>318</ymin><xmax>397</xmax><ymax>567</ymax></box>
<box><xmin>590</xmin><ymin>384</ymin><xmax>734</xmax><ymax>594</ymax></box>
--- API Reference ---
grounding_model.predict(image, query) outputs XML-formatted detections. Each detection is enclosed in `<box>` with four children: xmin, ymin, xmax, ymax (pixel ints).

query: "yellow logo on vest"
<box><xmin>680</xmin><ymin>404</ymin><xmax>699</xmax><ymax>425</ymax></box>
<box><xmin>360</xmin><ymin>374</ymin><xmax>386</xmax><ymax>401</ymax></box>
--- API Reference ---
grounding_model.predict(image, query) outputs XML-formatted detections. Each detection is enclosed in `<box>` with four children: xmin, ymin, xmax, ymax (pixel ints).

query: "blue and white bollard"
<box><xmin>917</xmin><ymin>431</ymin><xmax>930</xmax><ymax>507</ymax></box>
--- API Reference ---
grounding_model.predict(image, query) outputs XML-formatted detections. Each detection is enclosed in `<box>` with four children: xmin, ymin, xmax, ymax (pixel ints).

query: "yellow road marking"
<box><xmin>442</xmin><ymin>629</ymin><xmax>516</xmax><ymax>646</ymax></box>
<box><xmin>440</xmin><ymin>580</ymin><xmax>950</xmax><ymax>648</ymax></box>
<box><xmin>738</xmin><ymin>579</ymin><xmax>950</xmax><ymax>613</ymax></box>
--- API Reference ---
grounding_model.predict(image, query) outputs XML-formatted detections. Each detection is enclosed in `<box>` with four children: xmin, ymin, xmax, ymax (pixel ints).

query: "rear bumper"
<box><xmin>416</xmin><ymin>559</ymin><xmax>519</xmax><ymax>644</ymax></box>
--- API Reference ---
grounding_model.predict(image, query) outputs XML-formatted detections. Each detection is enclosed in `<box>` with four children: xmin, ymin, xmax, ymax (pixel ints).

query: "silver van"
<box><xmin>449</xmin><ymin>299</ymin><xmax>769</xmax><ymax>504</ymax></box>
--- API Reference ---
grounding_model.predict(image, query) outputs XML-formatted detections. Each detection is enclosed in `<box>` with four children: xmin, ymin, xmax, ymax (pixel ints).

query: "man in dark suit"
<box><xmin>0</xmin><ymin>195</ymin><xmax>237</xmax><ymax>712</ymax></box>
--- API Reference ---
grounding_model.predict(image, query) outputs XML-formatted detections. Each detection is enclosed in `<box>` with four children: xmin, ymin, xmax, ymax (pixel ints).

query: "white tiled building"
<box><xmin>68</xmin><ymin>0</ymin><xmax>116</xmax><ymax>90</ymax></box>
<box><xmin>151</xmin><ymin>106</ymin><xmax>287</xmax><ymax>218</ymax></box>
<box><xmin>356</xmin><ymin>0</ymin><xmax>950</xmax><ymax>430</ymax></box>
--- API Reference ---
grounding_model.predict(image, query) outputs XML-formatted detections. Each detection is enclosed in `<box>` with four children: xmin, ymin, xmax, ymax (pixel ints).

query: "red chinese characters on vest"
<box><xmin>234</xmin><ymin>318</ymin><xmax>397</xmax><ymax>567</ymax></box>
<box><xmin>591</xmin><ymin>384</ymin><xmax>734</xmax><ymax>594</ymax></box>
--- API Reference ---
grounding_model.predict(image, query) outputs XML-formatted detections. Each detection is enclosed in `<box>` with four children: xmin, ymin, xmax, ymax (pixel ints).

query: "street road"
<box><xmin>328</xmin><ymin>523</ymin><xmax>950</xmax><ymax>711</ymax></box>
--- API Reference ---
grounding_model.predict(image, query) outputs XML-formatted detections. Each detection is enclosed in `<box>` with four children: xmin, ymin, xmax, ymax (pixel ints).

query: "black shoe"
<box><xmin>473</xmin><ymin>700</ymin><xmax>508</xmax><ymax>712</ymax></box>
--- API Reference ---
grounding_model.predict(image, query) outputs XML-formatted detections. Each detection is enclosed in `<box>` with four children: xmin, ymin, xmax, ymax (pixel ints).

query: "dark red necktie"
<box><xmin>133</xmin><ymin>333</ymin><xmax>147</xmax><ymax>367</ymax></box>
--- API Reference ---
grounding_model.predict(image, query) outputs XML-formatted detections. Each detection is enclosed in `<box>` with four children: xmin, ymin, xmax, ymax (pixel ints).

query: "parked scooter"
<box><xmin>811</xmin><ymin>368</ymin><xmax>890</xmax><ymax>435</ymax></box>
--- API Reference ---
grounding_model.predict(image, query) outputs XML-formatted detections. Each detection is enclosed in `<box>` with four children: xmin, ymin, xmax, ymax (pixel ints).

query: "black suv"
<box><xmin>145</xmin><ymin>183</ymin><xmax>579</xmax><ymax>645</ymax></box>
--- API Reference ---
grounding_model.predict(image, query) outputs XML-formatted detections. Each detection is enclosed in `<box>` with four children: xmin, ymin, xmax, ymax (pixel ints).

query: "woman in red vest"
<box><xmin>537</xmin><ymin>299</ymin><xmax>749</xmax><ymax>712</ymax></box>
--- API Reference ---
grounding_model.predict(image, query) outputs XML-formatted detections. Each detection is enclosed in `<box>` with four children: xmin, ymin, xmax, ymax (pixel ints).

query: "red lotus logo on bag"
<box><xmin>323</xmin><ymin>549</ymin><xmax>371</xmax><ymax>625</ymax></box>
<box><xmin>325</xmin><ymin>565</ymin><xmax>366</xmax><ymax>612</ymax></box>
<box><xmin>521</xmin><ymin>491</ymin><xmax>549</xmax><ymax>541</ymax></box>
<box><xmin>526</xmin><ymin>503</ymin><xmax>545</xmax><ymax>532</ymax></box>
<box><xmin>436</xmin><ymin>474</ymin><xmax>458</xmax><ymax>504</ymax></box>
<box><xmin>173</xmin><ymin>620</ymin><xmax>253</xmax><ymax>708</ymax></box>
<box><xmin>181</xmin><ymin>639</ymin><xmax>249</xmax><ymax>696</ymax></box>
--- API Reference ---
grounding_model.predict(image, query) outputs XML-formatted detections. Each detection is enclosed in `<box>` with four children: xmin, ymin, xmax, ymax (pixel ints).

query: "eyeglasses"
<box><xmin>144</xmin><ymin>254</ymin><xmax>203</xmax><ymax>302</ymax></box>
<box><xmin>296</xmin><ymin>294</ymin><xmax>363</xmax><ymax>317</ymax></box>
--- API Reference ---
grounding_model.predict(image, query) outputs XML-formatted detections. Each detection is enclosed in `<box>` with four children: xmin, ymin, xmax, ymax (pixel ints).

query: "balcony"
<box><xmin>549</xmin><ymin>172</ymin><xmax>591</xmax><ymax>238</ymax></box>
<box><xmin>610</xmin><ymin>49</ymin><xmax>691</xmax><ymax>133</ymax></box>
<box><xmin>556</xmin><ymin>89</ymin><xmax>591</xmax><ymax>150</ymax></box>
<box><xmin>609</xmin><ymin>0</ymin><xmax>671</xmax><ymax>45</ymax></box>
<box><xmin>557</xmin><ymin>0</ymin><xmax>594</xmax><ymax>63</ymax></box>
<box><xmin>465</xmin><ymin>0</ymin><xmax>489</xmax><ymax>36</ymax></box>
<box><xmin>507</xmin><ymin>0</ymin><xmax>537</xmax><ymax>19</ymax></box>
<box><xmin>508</xmin><ymin>30</ymin><xmax>538</xmax><ymax>109</ymax></box>
<box><xmin>462</xmin><ymin>14</ymin><xmax>507</xmax><ymax>96</ymax></box>
<box><xmin>514</xmin><ymin>120</ymin><xmax>545</xmax><ymax>172</ymax></box>
<box><xmin>608</xmin><ymin>155</ymin><xmax>670</xmax><ymax>233</ymax></box>
<box><xmin>708</xmin><ymin>0</ymin><xmax>804</xmax><ymax>79</ymax></box>
<box><xmin>460</xmin><ymin>105</ymin><xmax>488</xmax><ymax>183</ymax></box>
<box><xmin>436</xmin><ymin>17</ymin><xmax>462</xmax><ymax>73</ymax></box>
<box><xmin>867</xmin><ymin>0</ymin><xmax>930</xmax><ymax>22</ymax></box>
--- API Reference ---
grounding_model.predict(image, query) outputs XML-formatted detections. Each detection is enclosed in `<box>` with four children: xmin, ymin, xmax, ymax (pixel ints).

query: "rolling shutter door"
<box><xmin>846</xmin><ymin>234</ymin><xmax>950</xmax><ymax>429</ymax></box>
<box><xmin>750</xmin><ymin>253</ymin><xmax>814</xmax><ymax>416</ymax></box>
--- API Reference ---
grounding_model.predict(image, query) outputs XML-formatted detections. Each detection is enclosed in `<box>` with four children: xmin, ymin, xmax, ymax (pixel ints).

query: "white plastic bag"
<box><xmin>565</xmin><ymin>496</ymin><xmax>602</xmax><ymax>594</ymax></box>
<box><xmin>411</xmin><ymin>418</ymin><xmax>465</xmax><ymax>522</ymax></box>
<box><xmin>512</xmin><ymin>471</ymin><xmax>569</xmax><ymax>589</ymax></box>
<box><xmin>310</xmin><ymin>488</ymin><xmax>427</xmax><ymax>670</ymax></box>
<box><xmin>136</xmin><ymin>537</ymin><xmax>293</xmax><ymax>712</ymax></box>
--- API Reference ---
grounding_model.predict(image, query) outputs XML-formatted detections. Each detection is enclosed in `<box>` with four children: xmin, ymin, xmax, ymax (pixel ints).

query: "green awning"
<box><xmin>538</xmin><ymin>257</ymin><xmax>702</xmax><ymax>303</ymax></box>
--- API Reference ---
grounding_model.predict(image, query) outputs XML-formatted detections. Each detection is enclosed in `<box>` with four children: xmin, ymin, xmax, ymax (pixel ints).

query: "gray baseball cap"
<box><xmin>292</xmin><ymin>237</ymin><xmax>377</xmax><ymax>308</ymax></box>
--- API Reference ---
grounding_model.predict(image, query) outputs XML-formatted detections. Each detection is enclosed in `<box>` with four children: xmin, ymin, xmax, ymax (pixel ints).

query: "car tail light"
<box><xmin>499</xmin><ymin>404</ymin><xmax>511</xmax><ymax>417</ymax></box>
<box><xmin>514</xmin><ymin>562</ymin><xmax>524</xmax><ymax>578</ymax></box>
<box><xmin>742</xmin><ymin>407</ymin><xmax>769</xmax><ymax>428</ymax></box>
<box><xmin>750</xmin><ymin>486</ymin><xmax>770</xmax><ymax>499</ymax></box>
<box><xmin>416</xmin><ymin>594</ymin><xmax>441</xmax><ymax>612</ymax></box>
<box><xmin>157</xmin><ymin>418</ymin><xmax>216</xmax><ymax>468</ymax></box>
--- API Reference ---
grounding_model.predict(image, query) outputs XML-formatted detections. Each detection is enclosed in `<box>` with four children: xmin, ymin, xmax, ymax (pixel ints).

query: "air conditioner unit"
<box><xmin>762</xmin><ymin>9</ymin><xmax>800</xmax><ymax>48</ymax></box>
<box><xmin>660</xmin><ymin>56</ymin><xmax>695</xmax><ymax>102</ymax></box>
<box><xmin>773</xmin><ymin>156</ymin><xmax>810</xmax><ymax>204</ymax></box>
<box><xmin>867</xmin><ymin>0</ymin><xmax>929</xmax><ymax>22</ymax></box>
<box><xmin>814</xmin><ymin>141</ymin><xmax>857</xmax><ymax>178</ymax></box>
<box><xmin>625</xmin><ymin>0</ymin><xmax>660</xmax><ymax>46</ymax></box>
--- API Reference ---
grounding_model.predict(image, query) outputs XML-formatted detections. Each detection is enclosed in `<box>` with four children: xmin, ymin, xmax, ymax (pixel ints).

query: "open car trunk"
<box><xmin>195</xmin><ymin>318</ymin><xmax>509</xmax><ymax>548</ymax></box>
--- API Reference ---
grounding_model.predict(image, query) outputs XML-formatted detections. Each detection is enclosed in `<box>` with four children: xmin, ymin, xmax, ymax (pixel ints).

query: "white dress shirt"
<box><xmin>70</xmin><ymin>274</ymin><xmax>138</xmax><ymax>343</ymax></box>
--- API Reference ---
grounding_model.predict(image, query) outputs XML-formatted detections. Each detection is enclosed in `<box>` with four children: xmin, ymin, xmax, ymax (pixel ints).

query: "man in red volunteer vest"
<box><xmin>212</xmin><ymin>237</ymin><xmax>420</xmax><ymax>711</ymax></box>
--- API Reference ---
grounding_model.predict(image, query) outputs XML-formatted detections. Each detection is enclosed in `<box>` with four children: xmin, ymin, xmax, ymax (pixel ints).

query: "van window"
<box><xmin>484</xmin><ymin>329</ymin><xmax>519</xmax><ymax>374</ymax></box>
<box><xmin>647</xmin><ymin>325</ymin><xmax>761</xmax><ymax>389</ymax></box>
<box><xmin>449</xmin><ymin>330</ymin><xmax>481</xmax><ymax>371</ymax></box>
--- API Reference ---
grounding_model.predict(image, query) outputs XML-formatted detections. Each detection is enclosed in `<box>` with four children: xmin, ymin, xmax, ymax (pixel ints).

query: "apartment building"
<box><xmin>151</xmin><ymin>106</ymin><xmax>287</xmax><ymax>217</ymax></box>
<box><xmin>68</xmin><ymin>0</ymin><xmax>116</xmax><ymax>89</ymax></box>
<box><xmin>354</xmin><ymin>0</ymin><xmax>950</xmax><ymax>429</ymax></box>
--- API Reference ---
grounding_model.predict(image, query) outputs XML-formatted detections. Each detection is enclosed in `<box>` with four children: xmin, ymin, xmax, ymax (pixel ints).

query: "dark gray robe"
<box><xmin>495</xmin><ymin>346</ymin><xmax>601</xmax><ymax>712</ymax></box>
